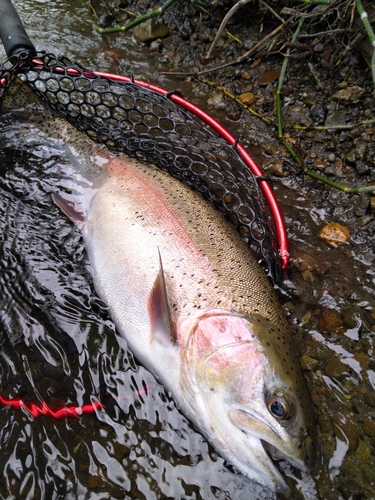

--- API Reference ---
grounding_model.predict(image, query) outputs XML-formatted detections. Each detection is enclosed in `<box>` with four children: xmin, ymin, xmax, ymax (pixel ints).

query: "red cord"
<box><xmin>0</xmin><ymin>394</ymin><xmax>104</xmax><ymax>419</ymax></box>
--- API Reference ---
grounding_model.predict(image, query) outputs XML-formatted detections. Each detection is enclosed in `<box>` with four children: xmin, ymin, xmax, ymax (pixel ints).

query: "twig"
<box><xmin>207</xmin><ymin>0</ymin><xmax>252</xmax><ymax>57</ymax></box>
<box><xmin>354</xmin><ymin>0</ymin><xmax>375</xmax><ymax>91</ymax></box>
<box><xmin>259</xmin><ymin>0</ymin><xmax>285</xmax><ymax>24</ymax></box>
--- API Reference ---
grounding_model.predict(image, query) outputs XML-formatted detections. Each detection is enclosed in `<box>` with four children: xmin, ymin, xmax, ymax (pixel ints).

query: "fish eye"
<box><xmin>266</xmin><ymin>396</ymin><xmax>290</xmax><ymax>420</ymax></box>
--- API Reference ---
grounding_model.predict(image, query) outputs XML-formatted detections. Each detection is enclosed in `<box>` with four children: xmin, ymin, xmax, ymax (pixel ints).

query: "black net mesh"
<box><xmin>0</xmin><ymin>51</ymin><xmax>282</xmax><ymax>284</ymax></box>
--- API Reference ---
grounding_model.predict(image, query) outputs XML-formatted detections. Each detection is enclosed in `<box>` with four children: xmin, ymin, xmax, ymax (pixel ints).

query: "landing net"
<box><xmin>0</xmin><ymin>51</ymin><xmax>288</xmax><ymax>284</ymax></box>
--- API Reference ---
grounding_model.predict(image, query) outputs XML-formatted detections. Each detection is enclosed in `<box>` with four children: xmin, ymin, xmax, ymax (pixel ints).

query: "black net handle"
<box><xmin>0</xmin><ymin>0</ymin><xmax>36</xmax><ymax>57</ymax></box>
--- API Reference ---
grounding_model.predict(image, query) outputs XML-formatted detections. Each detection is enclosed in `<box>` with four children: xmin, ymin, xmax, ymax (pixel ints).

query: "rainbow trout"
<box><xmin>1</xmin><ymin>77</ymin><xmax>316</xmax><ymax>492</ymax></box>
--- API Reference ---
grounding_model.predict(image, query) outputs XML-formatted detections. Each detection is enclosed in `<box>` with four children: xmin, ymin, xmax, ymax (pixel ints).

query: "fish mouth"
<box><xmin>229</xmin><ymin>408</ymin><xmax>304</xmax><ymax>493</ymax></box>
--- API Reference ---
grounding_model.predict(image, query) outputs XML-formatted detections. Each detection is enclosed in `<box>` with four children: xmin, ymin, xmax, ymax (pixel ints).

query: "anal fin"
<box><xmin>52</xmin><ymin>192</ymin><xmax>86</xmax><ymax>229</ymax></box>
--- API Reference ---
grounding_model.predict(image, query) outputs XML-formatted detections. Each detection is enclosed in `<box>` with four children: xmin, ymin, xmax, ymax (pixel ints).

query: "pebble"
<box><xmin>287</xmin><ymin>106</ymin><xmax>313</xmax><ymax>127</ymax></box>
<box><xmin>354</xmin><ymin>439</ymin><xmax>371</xmax><ymax>461</ymax></box>
<box><xmin>300</xmin><ymin>339</ymin><xmax>332</xmax><ymax>361</ymax></box>
<box><xmin>319</xmin><ymin>309</ymin><xmax>343</xmax><ymax>334</ymax></box>
<box><xmin>207</xmin><ymin>91</ymin><xmax>224</xmax><ymax>107</ymax></box>
<box><xmin>354</xmin><ymin>140</ymin><xmax>368</xmax><ymax>161</ymax></box>
<box><xmin>258</xmin><ymin>68</ymin><xmax>281</xmax><ymax>85</ymax></box>
<box><xmin>324</xmin><ymin>109</ymin><xmax>347</xmax><ymax>127</ymax></box>
<box><xmin>371</xmin><ymin>197</ymin><xmax>375</xmax><ymax>213</ymax></box>
<box><xmin>149</xmin><ymin>38</ymin><xmax>163</xmax><ymax>52</ymax></box>
<box><xmin>338</xmin><ymin>481</ymin><xmax>363</xmax><ymax>500</ymax></box>
<box><xmin>310</xmin><ymin>103</ymin><xmax>326</xmax><ymax>124</ymax></box>
<box><xmin>353</xmin><ymin>352</ymin><xmax>370</xmax><ymax>370</ymax></box>
<box><xmin>332</xmin><ymin>416</ymin><xmax>360</xmax><ymax>451</ymax></box>
<box><xmin>292</xmin><ymin>252</ymin><xmax>331</xmax><ymax>274</ymax></box>
<box><xmin>324</xmin><ymin>357</ymin><xmax>347</xmax><ymax>379</ymax></box>
<box><xmin>362</xmin><ymin>420</ymin><xmax>375</xmax><ymax>437</ymax></box>
<box><xmin>318</xmin><ymin>222</ymin><xmax>350</xmax><ymax>246</ymax></box>
<box><xmin>318</xmin><ymin>415</ymin><xmax>332</xmax><ymax>433</ymax></box>
<box><xmin>332</xmin><ymin>86</ymin><xmax>364</xmax><ymax>104</ymax></box>
<box><xmin>133</xmin><ymin>18</ymin><xmax>169</xmax><ymax>43</ymax></box>
<box><xmin>87</xmin><ymin>475</ymin><xmax>102</xmax><ymax>489</ymax></box>
<box><xmin>327</xmin><ymin>153</ymin><xmax>336</xmax><ymax>162</ymax></box>
<box><xmin>353</xmin><ymin>194</ymin><xmax>370</xmax><ymax>216</ymax></box>
<box><xmin>266</xmin><ymin>159</ymin><xmax>290</xmax><ymax>177</ymax></box>
<box><xmin>300</xmin><ymin>354</ymin><xmax>319</xmax><ymax>370</ymax></box>
<box><xmin>356</xmin><ymin>160</ymin><xmax>370</xmax><ymax>175</ymax></box>
<box><xmin>301</xmin><ymin>269</ymin><xmax>315</xmax><ymax>283</ymax></box>
<box><xmin>239</xmin><ymin>92</ymin><xmax>255</xmax><ymax>106</ymax></box>
<box><xmin>357</xmin><ymin>214</ymin><xmax>373</xmax><ymax>227</ymax></box>
<box><xmin>227</xmin><ymin>110</ymin><xmax>241</xmax><ymax>121</ymax></box>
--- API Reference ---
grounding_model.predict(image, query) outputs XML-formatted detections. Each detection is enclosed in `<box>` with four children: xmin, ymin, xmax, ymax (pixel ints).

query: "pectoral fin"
<box><xmin>52</xmin><ymin>192</ymin><xmax>86</xmax><ymax>229</ymax></box>
<box><xmin>147</xmin><ymin>249</ymin><xmax>176</xmax><ymax>346</ymax></box>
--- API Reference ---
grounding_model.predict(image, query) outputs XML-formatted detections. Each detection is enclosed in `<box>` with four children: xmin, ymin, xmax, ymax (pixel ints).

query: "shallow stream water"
<box><xmin>0</xmin><ymin>1</ymin><xmax>375</xmax><ymax>499</ymax></box>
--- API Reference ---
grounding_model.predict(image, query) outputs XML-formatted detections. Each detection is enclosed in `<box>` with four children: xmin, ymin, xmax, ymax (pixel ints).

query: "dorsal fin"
<box><xmin>147</xmin><ymin>248</ymin><xmax>176</xmax><ymax>346</ymax></box>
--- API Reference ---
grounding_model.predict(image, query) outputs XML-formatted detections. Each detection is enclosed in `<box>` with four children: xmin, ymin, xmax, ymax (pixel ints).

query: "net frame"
<box><xmin>0</xmin><ymin>51</ymin><xmax>289</xmax><ymax>284</ymax></box>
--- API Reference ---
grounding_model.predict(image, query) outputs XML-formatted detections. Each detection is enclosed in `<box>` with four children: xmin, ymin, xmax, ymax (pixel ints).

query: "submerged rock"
<box><xmin>318</xmin><ymin>222</ymin><xmax>350</xmax><ymax>246</ymax></box>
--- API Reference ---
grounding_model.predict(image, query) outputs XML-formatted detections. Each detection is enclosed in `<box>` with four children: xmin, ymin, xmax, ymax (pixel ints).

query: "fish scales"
<box><xmin>1</xmin><ymin>76</ymin><xmax>317</xmax><ymax>493</ymax></box>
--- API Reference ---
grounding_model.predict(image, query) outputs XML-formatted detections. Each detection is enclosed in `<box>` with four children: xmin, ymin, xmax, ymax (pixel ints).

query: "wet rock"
<box><xmin>301</xmin><ymin>269</ymin><xmax>315</xmax><ymax>283</ymax></box>
<box><xmin>318</xmin><ymin>222</ymin><xmax>350</xmax><ymax>246</ymax></box>
<box><xmin>356</xmin><ymin>160</ymin><xmax>370</xmax><ymax>175</ymax></box>
<box><xmin>345</xmin><ymin>150</ymin><xmax>357</xmax><ymax>164</ymax></box>
<box><xmin>227</xmin><ymin>110</ymin><xmax>241</xmax><ymax>121</ymax></box>
<box><xmin>207</xmin><ymin>91</ymin><xmax>224</xmax><ymax>108</ymax></box>
<box><xmin>319</xmin><ymin>309</ymin><xmax>343</xmax><ymax>334</ymax></box>
<box><xmin>292</xmin><ymin>252</ymin><xmax>331</xmax><ymax>274</ymax></box>
<box><xmin>362</xmin><ymin>420</ymin><xmax>375</xmax><ymax>437</ymax></box>
<box><xmin>332</xmin><ymin>86</ymin><xmax>364</xmax><ymax>104</ymax></box>
<box><xmin>365</xmin><ymin>391</ymin><xmax>375</xmax><ymax>407</ymax></box>
<box><xmin>325</xmin><ymin>109</ymin><xmax>346</xmax><ymax>127</ymax></box>
<box><xmin>313</xmin><ymin>158</ymin><xmax>326</xmax><ymax>170</ymax></box>
<box><xmin>353</xmin><ymin>352</ymin><xmax>370</xmax><ymax>370</ymax></box>
<box><xmin>354</xmin><ymin>140</ymin><xmax>368</xmax><ymax>161</ymax></box>
<box><xmin>318</xmin><ymin>415</ymin><xmax>332</xmax><ymax>433</ymax></box>
<box><xmin>332</xmin><ymin>416</ymin><xmax>360</xmax><ymax>451</ymax></box>
<box><xmin>239</xmin><ymin>92</ymin><xmax>255</xmax><ymax>106</ymax></box>
<box><xmin>363</xmin><ymin>466</ymin><xmax>375</xmax><ymax>483</ymax></box>
<box><xmin>87</xmin><ymin>474</ymin><xmax>102</xmax><ymax>489</ymax></box>
<box><xmin>341</xmin><ymin>305</ymin><xmax>363</xmax><ymax>329</ymax></box>
<box><xmin>300</xmin><ymin>340</ymin><xmax>332</xmax><ymax>361</ymax></box>
<box><xmin>310</xmin><ymin>103</ymin><xmax>326</xmax><ymax>124</ymax></box>
<box><xmin>353</xmin><ymin>194</ymin><xmax>370</xmax><ymax>216</ymax></box>
<box><xmin>149</xmin><ymin>38</ymin><xmax>163</xmax><ymax>52</ymax></box>
<box><xmin>268</xmin><ymin>159</ymin><xmax>290</xmax><ymax>177</ymax></box>
<box><xmin>354</xmin><ymin>439</ymin><xmax>371</xmax><ymax>461</ymax></box>
<box><xmin>324</xmin><ymin>357</ymin><xmax>347</xmax><ymax>379</ymax></box>
<box><xmin>199</xmin><ymin>48</ymin><xmax>220</xmax><ymax>65</ymax></box>
<box><xmin>133</xmin><ymin>18</ymin><xmax>169</xmax><ymax>43</ymax></box>
<box><xmin>180</xmin><ymin>19</ymin><xmax>194</xmax><ymax>40</ymax></box>
<box><xmin>337</xmin><ymin>481</ymin><xmax>363</xmax><ymax>500</ymax></box>
<box><xmin>324</xmin><ymin>166</ymin><xmax>337</xmax><ymax>176</ymax></box>
<box><xmin>357</xmin><ymin>214</ymin><xmax>373</xmax><ymax>227</ymax></box>
<box><xmin>258</xmin><ymin>68</ymin><xmax>281</xmax><ymax>85</ymax></box>
<box><xmin>300</xmin><ymin>354</ymin><xmax>319</xmax><ymax>370</ymax></box>
<box><xmin>287</xmin><ymin>106</ymin><xmax>313</xmax><ymax>127</ymax></box>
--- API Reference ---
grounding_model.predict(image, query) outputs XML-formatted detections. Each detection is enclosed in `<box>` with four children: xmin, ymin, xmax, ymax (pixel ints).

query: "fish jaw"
<box><xmin>180</xmin><ymin>310</ymin><xmax>316</xmax><ymax>492</ymax></box>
